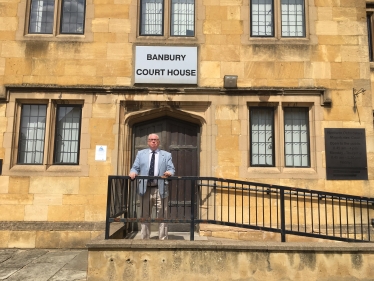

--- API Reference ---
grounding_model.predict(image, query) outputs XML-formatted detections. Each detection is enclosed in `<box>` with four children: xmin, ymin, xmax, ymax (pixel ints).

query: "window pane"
<box><xmin>54</xmin><ymin>106</ymin><xmax>82</xmax><ymax>164</ymax></box>
<box><xmin>368</xmin><ymin>14</ymin><xmax>374</xmax><ymax>62</ymax></box>
<box><xmin>281</xmin><ymin>0</ymin><xmax>305</xmax><ymax>37</ymax></box>
<box><xmin>250</xmin><ymin>108</ymin><xmax>274</xmax><ymax>166</ymax></box>
<box><xmin>18</xmin><ymin>105</ymin><xmax>47</xmax><ymax>164</ymax></box>
<box><xmin>140</xmin><ymin>0</ymin><xmax>163</xmax><ymax>36</ymax></box>
<box><xmin>61</xmin><ymin>0</ymin><xmax>86</xmax><ymax>34</ymax></box>
<box><xmin>171</xmin><ymin>0</ymin><xmax>194</xmax><ymax>36</ymax></box>
<box><xmin>29</xmin><ymin>0</ymin><xmax>55</xmax><ymax>34</ymax></box>
<box><xmin>284</xmin><ymin>107</ymin><xmax>309</xmax><ymax>167</ymax></box>
<box><xmin>251</xmin><ymin>0</ymin><xmax>274</xmax><ymax>37</ymax></box>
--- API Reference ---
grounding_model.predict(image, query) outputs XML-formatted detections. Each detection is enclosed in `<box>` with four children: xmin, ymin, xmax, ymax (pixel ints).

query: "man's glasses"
<box><xmin>148</xmin><ymin>139</ymin><xmax>159</xmax><ymax>141</ymax></box>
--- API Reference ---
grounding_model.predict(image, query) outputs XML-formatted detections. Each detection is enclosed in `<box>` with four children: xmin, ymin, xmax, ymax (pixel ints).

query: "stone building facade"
<box><xmin>0</xmin><ymin>0</ymin><xmax>373</xmax><ymax>247</ymax></box>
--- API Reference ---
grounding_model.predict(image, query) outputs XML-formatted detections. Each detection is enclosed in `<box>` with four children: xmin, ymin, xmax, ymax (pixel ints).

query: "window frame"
<box><xmin>16</xmin><ymin>0</ymin><xmax>93</xmax><ymax>41</ymax></box>
<box><xmin>248</xmin><ymin>0</ymin><xmax>307</xmax><ymax>40</ymax></box>
<box><xmin>248</xmin><ymin>103</ymin><xmax>312</xmax><ymax>169</ymax></box>
<box><xmin>249</xmin><ymin>107</ymin><xmax>276</xmax><ymax>167</ymax></box>
<box><xmin>16</xmin><ymin>103</ymin><xmax>48</xmax><ymax>165</ymax></box>
<box><xmin>367</xmin><ymin>4</ymin><xmax>374</xmax><ymax>63</ymax></box>
<box><xmin>27</xmin><ymin>0</ymin><xmax>86</xmax><ymax>36</ymax></box>
<box><xmin>12</xmin><ymin>99</ymin><xmax>83</xmax><ymax>168</ymax></box>
<box><xmin>138</xmin><ymin>0</ymin><xmax>196</xmax><ymax>38</ymax></box>
<box><xmin>283</xmin><ymin>107</ymin><xmax>310</xmax><ymax>168</ymax></box>
<box><xmin>52</xmin><ymin>104</ymin><xmax>83</xmax><ymax>165</ymax></box>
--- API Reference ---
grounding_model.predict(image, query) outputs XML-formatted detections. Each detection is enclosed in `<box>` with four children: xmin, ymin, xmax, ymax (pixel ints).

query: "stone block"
<box><xmin>89</xmin><ymin>164</ymin><xmax>113</xmax><ymax>178</ymax></box>
<box><xmin>221</xmin><ymin>20</ymin><xmax>243</xmax><ymax>35</ymax></box>
<box><xmin>0</xmin><ymin>31</ymin><xmax>16</xmax><ymax>41</ymax></box>
<box><xmin>0</xmin><ymin>176</ymin><xmax>9</xmax><ymax>193</ymax></box>
<box><xmin>0</xmin><ymin>17</ymin><xmax>17</xmax><ymax>31</ymax></box>
<box><xmin>215</xmin><ymin>105</ymin><xmax>239</xmax><ymax>120</ymax></box>
<box><xmin>0</xmin><ymin>194</ymin><xmax>33</xmax><ymax>205</ymax></box>
<box><xmin>216</xmin><ymin>120</ymin><xmax>231</xmax><ymax>135</ymax></box>
<box><xmin>8</xmin><ymin>231</ymin><xmax>36</xmax><ymax>248</ymax></box>
<box><xmin>85</xmin><ymin>205</ymin><xmax>106</xmax><ymax>221</ymax></box>
<box><xmin>216</xmin><ymin>135</ymin><xmax>239</xmax><ymax>150</ymax></box>
<box><xmin>206</xmin><ymin>6</ymin><xmax>227</xmax><ymax>20</ymax></box>
<box><xmin>24</xmin><ymin>205</ymin><xmax>48</xmax><ymax>221</ymax></box>
<box><xmin>63</xmin><ymin>194</ymin><xmax>89</xmax><ymax>205</ymax></box>
<box><xmin>91</xmin><ymin>18</ymin><xmax>109</xmax><ymax>32</ymax></box>
<box><xmin>107</xmin><ymin>43</ymin><xmax>132</xmax><ymax>60</ymax></box>
<box><xmin>317</xmin><ymin>7</ymin><xmax>332</xmax><ymax>20</ymax></box>
<box><xmin>227</xmin><ymin>6</ymin><xmax>241</xmax><ymax>20</ymax></box>
<box><xmin>341</xmin><ymin>45</ymin><xmax>368</xmax><ymax>62</ymax></box>
<box><xmin>221</xmin><ymin>61</ymin><xmax>244</xmax><ymax>78</ymax></box>
<box><xmin>274</xmin><ymin>62</ymin><xmax>304</xmax><ymax>79</ymax></box>
<box><xmin>60</xmin><ymin>231</ymin><xmax>91</xmax><ymax>248</ymax></box>
<box><xmin>29</xmin><ymin>177</ymin><xmax>79</xmax><ymax>195</ymax></box>
<box><xmin>94</xmin><ymin>4</ymin><xmax>128</xmax><ymax>18</ymax></box>
<box><xmin>330</xmin><ymin>62</ymin><xmax>360</xmax><ymax>79</ymax></box>
<box><xmin>79</xmin><ymin>177</ymin><xmax>107</xmax><ymax>195</ymax></box>
<box><xmin>47</xmin><ymin>205</ymin><xmax>85</xmax><ymax>221</ymax></box>
<box><xmin>33</xmin><ymin>194</ymin><xmax>63</xmax><ymax>205</ymax></box>
<box><xmin>215</xmin><ymin>166</ymin><xmax>239</xmax><ymax>179</ymax></box>
<box><xmin>92</xmin><ymin>103</ymin><xmax>117</xmax><ymax>118</ymax></box>
<box><xmin>332</xmin><ymin>7</ymin><xmax>358</xmax><ymax>21</ymax></box>
<box><xmin>5</xmin><ymin>58</ymin><xmax>32</xmax><ymax>75</ymax></box>
<box><xmin>0</xmin><ymin>231</ymin><xmax>10</xmax><ymax>248</ymax></box>
<box><xmin>200</xmin><ymin>61</ymin><xmax>220</xmax><ymax>78</ymax></box>
<box><xmin>316</xmin><ymin>21</ymin><xmax>338</xmax><ymax>35</ymax></box>
<box><xmin>64</xmin><ymin>62</ymin><xmax>97</xmax><ymax>76</ymax></box>
<box><xmin>311</xmin><ymin>45</ymin><xmax>341</xmax><ymax>62</ymax></box>
<box><xmin>96</xmin><ymin>59</ymin><xmax>132</xmax><ymax>77</ymax></box>
<box><xmin>203</xmin><ymin>19</ymin><xmax>222</xmax><ymax>35</ymax></box>
<box><xmin>93</xmin><ymin>32</ymin><xmax>117</xmax><ymax>43</ymax></box>
<box><xmin>244</xmin><ymin>61</ymin><xmax>275</xmax><ymax>79</ymax></box>
<box><xmin>1</xmin><ymin>42</ymin><xmax>25</xmax><ymax>58</ymax></box>
<box><xmin>109</xmin><ymin>19</ymin><xmax>131</xmax><ymax>33</ymax></box>
<box><xmin>31</xmin><ymin>59</ymin><xmax>65</xmax><ymax>76</ymax></box>
<box><xmin>35</xmin><ymin>231</ymin><xmax>62</xmax><ymax>248</ymax></box>
<box><xmin>217</xmin><ymin>150</ymin><xmax>241</xmax><ymax>166</ymax></box>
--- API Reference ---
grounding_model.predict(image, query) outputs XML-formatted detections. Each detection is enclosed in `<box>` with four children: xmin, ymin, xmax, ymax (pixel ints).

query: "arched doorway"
<box><xmin>132</xmin><ymin>116</ymin><xmax>200</xmax><ymax>226</ymax></box>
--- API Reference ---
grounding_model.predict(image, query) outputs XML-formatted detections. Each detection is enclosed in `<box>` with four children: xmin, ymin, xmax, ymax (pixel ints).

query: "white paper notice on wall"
<box><xmin>95</xmin><ymin>145</ymin><xmax>107</xmax><ymax>161</ymax></box>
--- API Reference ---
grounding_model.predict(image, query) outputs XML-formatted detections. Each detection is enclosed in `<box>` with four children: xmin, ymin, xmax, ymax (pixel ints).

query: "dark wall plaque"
<box><xmin>325</xmin><ymin>128</ymin><xmax>368</xmax><ymax>180</ymax></box>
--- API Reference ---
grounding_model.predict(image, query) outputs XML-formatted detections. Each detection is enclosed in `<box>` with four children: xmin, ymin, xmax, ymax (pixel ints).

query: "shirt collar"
<box><xmin>149</xmin><ymin>148</ymin><xmax>160</xmax><ymax>153</ymax></box>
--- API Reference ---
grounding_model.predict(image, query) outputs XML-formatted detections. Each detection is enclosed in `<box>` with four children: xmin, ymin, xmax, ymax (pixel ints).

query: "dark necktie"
<box><xmin>148</xmin><ymin>151</ymin><xmax>155</xmax><ymax>177</ymax></box>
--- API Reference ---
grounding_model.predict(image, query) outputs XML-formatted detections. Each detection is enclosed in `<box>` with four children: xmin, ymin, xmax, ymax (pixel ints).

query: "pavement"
<box><xmin>0</xmin><ymin>232</ymin><xmax>216</xmax><ymax>281</ymax></box>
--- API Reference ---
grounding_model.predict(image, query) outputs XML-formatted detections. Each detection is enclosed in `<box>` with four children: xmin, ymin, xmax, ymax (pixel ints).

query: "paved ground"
<box><xmin>0</xmin><ymin>248</ymin><xmax>87</xmax><ymax>281</ymax></box>
<box><xmin>0</xmin><ymin>232</ymin><xmax>215</xmax><ymax>280</ymax></box>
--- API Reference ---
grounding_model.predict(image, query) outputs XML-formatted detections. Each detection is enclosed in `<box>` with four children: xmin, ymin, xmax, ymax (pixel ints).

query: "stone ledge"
<box><xmin>87</xmin><ymin>236</ymin><xmax>374</xmax><ymax>252</ymax></box>
<box><xmin>0</xmin><ymin>221</ymin><xmax>105</xmax><ymax>231</ymax></box>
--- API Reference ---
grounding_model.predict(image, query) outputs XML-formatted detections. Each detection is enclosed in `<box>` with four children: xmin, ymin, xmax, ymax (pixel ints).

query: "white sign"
<box><xmin>135</xmin><ymin>46</ymin><xmax>197</xmax><ymax>84</ymax></box>
<box><xmin>95</xmin><ymin>145</ymin><xmax>107</xmax><ymax>161</ymax></box>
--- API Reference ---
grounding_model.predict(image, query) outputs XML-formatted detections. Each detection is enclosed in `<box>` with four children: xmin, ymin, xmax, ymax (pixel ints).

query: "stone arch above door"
<box><xmin>117</xmin><ymin>101</ymin><xmax>210</xmax><ymax>176</ymax></box>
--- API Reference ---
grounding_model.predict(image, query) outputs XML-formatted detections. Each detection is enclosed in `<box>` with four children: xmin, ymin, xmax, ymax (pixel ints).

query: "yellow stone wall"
<box><xmin>0</xmin><ymin>0</ymin><xmax>373</xmax><ymax>247</ymax></box>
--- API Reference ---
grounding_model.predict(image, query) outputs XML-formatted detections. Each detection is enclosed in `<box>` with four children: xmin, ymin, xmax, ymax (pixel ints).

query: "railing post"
<box><xmin>190</xmin><ymin>179</ymin><xmax>195</xmax><ymax>241</ymax></box>
<box><xmin>105</xmin><ymin>177</ymin><xmax>112</xmax><ymax>239</ymax></box>
<box><xmin>280</xmin><ymin>188</ymin><xmax>286</xmax><ymax>242</ymax></box>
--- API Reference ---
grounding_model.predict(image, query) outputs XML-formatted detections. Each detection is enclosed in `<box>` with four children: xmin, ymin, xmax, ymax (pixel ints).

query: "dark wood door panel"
<box><xmin>132</xmin><ymin>116</ymin><xmax>199</xmax><ymax>223</ymax></box>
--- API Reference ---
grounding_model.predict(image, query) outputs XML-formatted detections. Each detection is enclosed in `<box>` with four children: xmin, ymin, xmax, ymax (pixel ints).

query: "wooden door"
<box><xmin>132</xmin><ymin>117</ymin><xmax>200</xmax><ymax>224</ymax></box>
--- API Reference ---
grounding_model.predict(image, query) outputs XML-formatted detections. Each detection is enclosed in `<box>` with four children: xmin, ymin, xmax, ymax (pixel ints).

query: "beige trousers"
<box><xmin>139</xmin><ymin>187</ymin><xmax>168</xmax><ymax>240</ymax></box>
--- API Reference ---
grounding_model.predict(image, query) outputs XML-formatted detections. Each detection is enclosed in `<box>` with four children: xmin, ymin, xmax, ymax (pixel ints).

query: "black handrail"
<box><xmin>105</xmin><ymin>176</ymin><xmax>374</xmax><ymax>242</ymax></box>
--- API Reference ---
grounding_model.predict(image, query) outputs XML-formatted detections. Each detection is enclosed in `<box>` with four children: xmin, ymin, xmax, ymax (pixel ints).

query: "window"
<box><xmin>249</xmin><ymin>106</ymin><xmax>310</xmax><ymax>168</ymax></box>
<box><xmin>53</xmin><ymin>105</ymin><xmax>82</xmax><ymax>164</ymax></box>
<box><xmin>284</xmin><ymin>108</ymin><xmax>309</xmax><ymax>167</ymax></box>
<box><xmin>16</xmin><ymin>102</ymin><xmax>82</xmax><ymax>165</ymax></box>
<box><xmin>250</xmin><ymin>108</ymin><xmax>275</xmax><ymax>167</ymax></box>
<box><xmin>367</xmin><ymin>9</ymin><xmax>374</xmax><ymax>62</ymax></box>
<box><xmin>28</xmin><ymin>0</ymin><xmax>86</xmax><ymax>35</ymax></box>
<box><xmin>140</xmin><ymin>0</ymin><xmax>195</xmax><ymax>37</ymax></box>
<box><xmin>251</xmin><ymin>0</ymin><xmax>305</xmax><ymax>37</ymax></box>
<box><xmin>18</xmin><ymin>104</ymin><xmax>47</xmax><ymax>164</ymax></box>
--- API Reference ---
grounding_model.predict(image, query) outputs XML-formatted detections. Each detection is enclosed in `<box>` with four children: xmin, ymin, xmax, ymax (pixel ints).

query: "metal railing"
<box><xmin>105</xmin><ymin>176</ymin><xmax>374</xmax><ymax>242</ymax></box>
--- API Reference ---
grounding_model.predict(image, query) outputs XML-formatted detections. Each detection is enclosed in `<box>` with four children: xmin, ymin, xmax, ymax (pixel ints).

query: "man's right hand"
<box><xmin>129</xmin><ymin>172</ymin><xmax>137</xmax><ymax>180</ymax></box>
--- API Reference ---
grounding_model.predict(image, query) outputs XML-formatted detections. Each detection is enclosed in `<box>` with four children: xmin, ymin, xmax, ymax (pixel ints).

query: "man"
<box><xmin>129</xmin><ymin>133</ymin><xmax>175</xmax><ymax>240</ymax></box>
